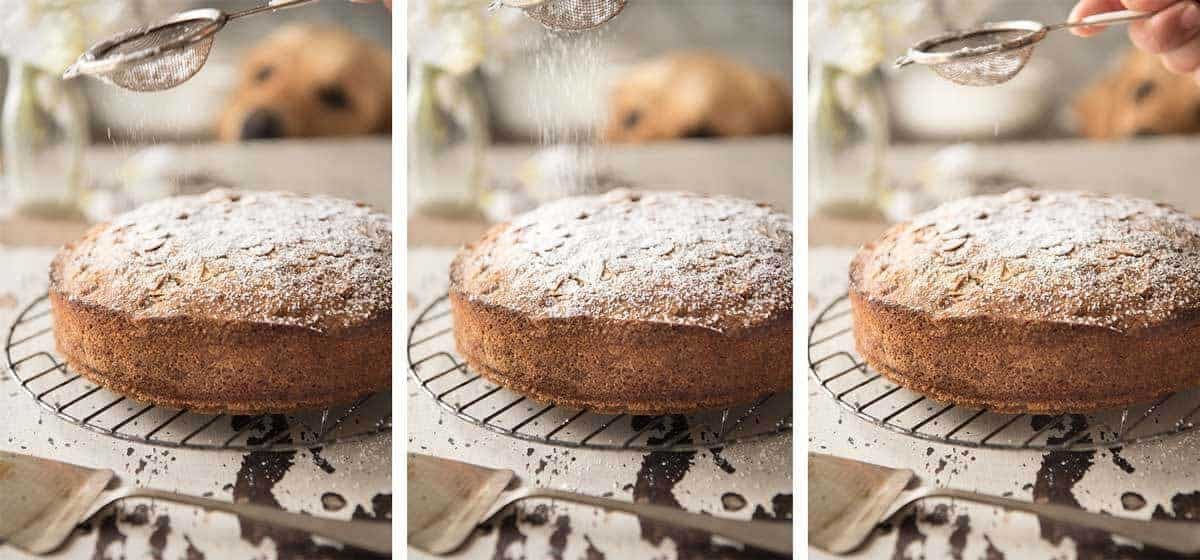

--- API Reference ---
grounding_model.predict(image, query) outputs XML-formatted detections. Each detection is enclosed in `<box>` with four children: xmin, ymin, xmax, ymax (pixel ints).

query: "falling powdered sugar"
<box><xmin>452</xmin><ymin>189</ymin><xmax>792</xmax><ymax>331</ymax></box>
<box><xmin>53</xmin><ymin>189</ymin><xmax>392</xmax><ymax>332</ymax></box>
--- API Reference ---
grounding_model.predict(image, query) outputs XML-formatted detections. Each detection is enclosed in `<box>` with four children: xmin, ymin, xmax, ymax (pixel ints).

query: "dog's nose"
<box><xmin>240</xmin><ymin>109</ymin><xmax>283</xmax><ymax>140</ymax></box>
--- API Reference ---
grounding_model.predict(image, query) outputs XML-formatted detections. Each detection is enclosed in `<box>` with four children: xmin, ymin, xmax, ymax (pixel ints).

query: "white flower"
<box><xmin>0</xmin><ymin>0</ymin><xmax>134</xmax><ymax>73</ymax></box>
<box><xmin>409</xmin><ymin>0</ymin><xmax>532</xmax><ymax>75</ymax></box>
<box><xmin>810</xmin><ymin>0</ymin><xmax>994</xmax><ymax>75</ymax></box>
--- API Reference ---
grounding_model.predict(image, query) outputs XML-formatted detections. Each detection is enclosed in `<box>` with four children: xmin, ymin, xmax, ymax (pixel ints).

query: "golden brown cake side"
<box><xmin>849</xmin><ymin>189</ymin><xmax>1200</xmax><ymax>413</ymax></box>
<box><xmin>449</xmin><ymin>190</ymin><xmax>793</xmax><ymax>414</ymax></box>
<box><xmin>49</xmin><ymin>190</ymin><xmax>392</xmax><ymax>413</ymax></box>
<box><xmin>49</xmin><ymin>290</ymin><xmax>390</xmax><ymax>413</ymax></box>
<box><xmin>449</xmin><ymin>291</ymin><xmax>791</xmax><ymax>414</ymax></box>
<box><xmin>850</xmin><ymin>258</ymin><xmax>1200</xmax><ymax>413</ymax></box>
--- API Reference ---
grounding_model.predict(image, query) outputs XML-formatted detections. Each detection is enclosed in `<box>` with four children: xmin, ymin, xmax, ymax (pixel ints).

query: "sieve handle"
<box><xmin>229</xmin><ymin>0</ymin><xmax>321</xmax><ymax>20</ymax></box>
<box><xmin>1059</xmin><ymin>9</ymin><xmax>1154</xmax><ymax>29</ymax></box>
<box><xmin>500</xmin><ymin>0</ymin><xmax>551</xmax><ymax>7</ymax></box>
<box><xmin>268</xmin><ymin>0</ymin><xmax>322</xmax><ymax>8</ymax></box>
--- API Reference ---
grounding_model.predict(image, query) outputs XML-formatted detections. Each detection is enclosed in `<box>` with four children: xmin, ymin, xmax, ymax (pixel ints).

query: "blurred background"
<box><xmin>0</xmin><ymin>0</ymin><xmax>391</xmax><ymax>245</ymax></box>
<box><xmin>408</xmin><ymin>0</ymin><xmax>792</xmax><ymax>245</ymax></box>
<box><xmin>810</xmin><ymin>0</ymin><xmax>1200</xmax><ymax>243</ymax></box>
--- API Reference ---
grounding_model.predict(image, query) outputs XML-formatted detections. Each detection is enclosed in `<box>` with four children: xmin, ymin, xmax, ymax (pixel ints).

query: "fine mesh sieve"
<box><xmin>63</xmin><ymin>0</ymin><xmax>318</xmax><ymax>92</ymax></box>
<box><xmin>498</xmin><ymin>0</ymin><xmax>628</xmax><ymax>32</ymax></box>
<box><xmin>90</xmin><ymin>17</ymin><xmax>219</xmax><ymax>92</ymax></box>
<box><xmin>896</xmin><ymin>9</ymin><xmax>1155</xmax><ymax>87</ymax></box>
<box><xmin>927</xmin><ymin>32</ymin><xmax>1033</xmax><ymax>87</ymax></box>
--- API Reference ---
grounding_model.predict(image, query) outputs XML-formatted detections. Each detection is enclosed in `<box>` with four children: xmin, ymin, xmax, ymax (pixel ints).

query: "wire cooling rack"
<box><xmin>5</xmin><ymin>294</ymin><xmax>391</xmax><ymax>452</ymax></box>
<box><xmin>810</xmin><ymin>293</ymin><xmax>1200</xmax><ymax>451</ymax></box>
<box><xmin>408</xmin><ymin>294</ymin><xmax>792</xmax><ymax>452</ymax></box>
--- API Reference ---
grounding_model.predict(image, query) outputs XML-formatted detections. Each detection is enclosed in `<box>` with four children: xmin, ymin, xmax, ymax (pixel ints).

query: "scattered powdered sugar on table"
<box><xmin>857</xmin><ymin>188</ymin><xmax>1200</xmax><ymax>331</ymax></box>
<box><xmin>55</xmin><ymin>189</ymin><xmax>391</xmax><ymax>332</ymax></box>
<box><xmin>454</xmin><ymin>189</ymin><xmax>792</xmax><ymax>331</ymax></box>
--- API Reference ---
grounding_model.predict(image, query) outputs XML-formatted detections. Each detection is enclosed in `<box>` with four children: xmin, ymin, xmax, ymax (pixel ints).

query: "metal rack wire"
<box><xmin>5</xmin><ymin>294</ymin><xmax>390</xmax><ymax>452</ymax></box>
<box><xmin>408</xmin><ymin>294</ymin><xmax>792</xmax><ymax>452</ymax></box>
<box><xmin>809</xmin><ymin>293</ymin><xmax>1200</xmax><ymax>451</ymax></box>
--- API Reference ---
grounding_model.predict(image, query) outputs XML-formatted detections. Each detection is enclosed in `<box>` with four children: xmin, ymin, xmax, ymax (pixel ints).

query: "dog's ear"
<box><xmin>370</xmin><ymin>44</ymin><xmax>392</xmax><ymax>133</ymax></box>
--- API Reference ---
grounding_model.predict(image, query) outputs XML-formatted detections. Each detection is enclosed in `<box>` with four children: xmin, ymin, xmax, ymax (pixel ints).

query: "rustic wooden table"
<box><xmin>406</xmin><ymin>137</ymin><xmax>794</xmax><ymax>559</ymax></box>
<box><xmin>0</xmin><ymin>138</ymin><xmax>392</xmax><ymax>560</ymax></box>
<box><xmin>810</xmin><ymin>136</ymin><xmax>1200</xmax><ymax>560</ymax></box>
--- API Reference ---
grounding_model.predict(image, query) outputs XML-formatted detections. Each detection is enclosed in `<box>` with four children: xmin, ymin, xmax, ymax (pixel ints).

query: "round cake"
<box><xmin>449</xmin><ymin>189</ymin><xmax>792</xmax><ymax>414</ymax></box>
<box><xmin>850</xmin><ymin>188</ymin><xmax>1200</xmax><ymax>413</ymax></box>
<box><xmin>49</xmin><ymin>189</ymin><xmax>391</xmax><ymax>413</ymax></box>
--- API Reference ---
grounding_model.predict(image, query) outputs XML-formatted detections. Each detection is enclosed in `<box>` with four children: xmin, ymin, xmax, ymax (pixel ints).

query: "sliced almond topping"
<box><xmin>992</xmin><ymin>260</ymin><xmax>1008</xmax><ymax>282</ymax></box>
<box><xmin>941</xmin><ymin>255</ymin><xmax>967</xmax><ymax>267</ymax></box>
<box><xmin>539</xmin><ymin>239</ymin><xmax>565</xmax><ymax>253</ymax></box>
<box><xmin>192</xmin><ymin>261</ymin><xmax>207</xmax><ymax>282</ymax></box>
<box><xmin>203</xmin><ymin>189</ymin><xmax>235</xmax><ymax>203</ymax></box>
<box><xmin>937</xmin><ymin>222</ymin><xmax>961</xmax><ymax>234</ymax></box>
<box><xmin>652</xmin><ymin>242</ymin><xmax>676</xmax><ymax>257</ymax></box>
<box><xmin>1048</xmin><ymin>243</ymin><xmax>1075</xmax><ymax>257</ymax></box>
<box><xmin>582</xmin><ymin>257</ymin><xmax>604</xmax><ymax>283</ymax></box>
<box><xmin>148</xmin><ymin>272</ymin><xmax>168</xmax><ymax>290</ymax></box>
<box><xmin>763</xmin><ymin>219</ymin><xmax>787</xmax><ymax>241</ymax></box>
<box><xmin>940</xmin><ymin>238</ymin><xmax>967</xmax><ymax>252</ymax></box>
<box><xmin>1002</xmin><ymin>188</ymin><xmax>1036</xmax><ymax>203</ymax></box>
<box><xmin>249</xmin><ymin>243</ymin><xmax>275</xmax><ymax>257</ymax></box>
<box><xmin>1001</xmin><ymin>244</ymin><xmax>1029</xmax><ymax>259</ymax></box>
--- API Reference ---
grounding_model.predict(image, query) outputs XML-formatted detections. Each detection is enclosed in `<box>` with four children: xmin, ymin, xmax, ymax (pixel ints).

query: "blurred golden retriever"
<box><xmin>218</xmin><ymin>24</ymin><xmax>390</xmax><ymax>141</ymax></box>
<box><xmin>1075</xmin><ymin>48</ymin><xmax>1200</xmax><ymax>139</ymax></box>
<box><xmin>603</xmin><ymin>52</ymin><xmax>791</xmax><ymax>143</ymax></box>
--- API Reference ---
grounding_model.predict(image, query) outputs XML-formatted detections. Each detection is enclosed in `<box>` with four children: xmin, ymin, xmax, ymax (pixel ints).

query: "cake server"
<box><xmin>408</xmin><ymin>453</ymin><xmax>791</xmax><ymax>555</ymax></box>
<box><xmin>0</xmin><ymin>450</ymin><xmax>390</xmax><ymax>555</ymax></box>
<box><xmin>810</xmin><ymin>452</ymin><xmax>1200</xmax><ymax>554</ymax></box>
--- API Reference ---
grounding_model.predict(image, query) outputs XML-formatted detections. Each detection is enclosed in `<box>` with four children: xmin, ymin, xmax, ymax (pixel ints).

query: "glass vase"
<box><xmin>407</xmin><ymin>63</ymin><xmax>490</xmax><ymax>218</ymax></box>
<box><xmin>2</xmin><ymin>59</ymin><xmax>88</xmax><ymax>219</ymax></box>
<box><xmin>808</xmin><ymin>64</ymin><xmax>889</xmax><ymax>218</ymax></box>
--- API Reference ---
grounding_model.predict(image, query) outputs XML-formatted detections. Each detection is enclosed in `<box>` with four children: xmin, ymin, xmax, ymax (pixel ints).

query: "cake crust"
<box><xmin>850</xmin><ymin>189</ymin><xmax>1200</xmax><ymax>413</ymax></box>
<box><xmin>449</xmin><ymin>190</ymin><xmax>792</xmax><ymax>414</ymax></box>
<box><xmin>49</xmin><ymin>189</ymin><xmax>391</xmax><ymax>413</ymax></box>
<box><xmin>449</xmin><ymin>293</ymin><xmax>791</xmax><ymax>414</ymax></box>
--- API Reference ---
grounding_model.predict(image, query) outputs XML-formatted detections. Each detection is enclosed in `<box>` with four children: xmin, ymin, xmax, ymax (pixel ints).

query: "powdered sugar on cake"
<box><xmin>452</xmin><ymin>189</ymin><xmax>793</xmax><ymax>331</ymax></box>
<box><xmin>53</xmin><ymin>189</ymin><xmax>391</xmax><ymax>332</ymax></box>
<box><xmin>855</xmin><ymin>189</ymin><xmax>1200</xmax><ymax>331</ymax></box>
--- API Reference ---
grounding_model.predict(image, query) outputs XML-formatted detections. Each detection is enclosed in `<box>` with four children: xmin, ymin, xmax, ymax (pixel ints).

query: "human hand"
<box><xmin>1070</xmin><ymin>1</ymin><xmax>1200</xmax><ymax>80</ymax></box>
